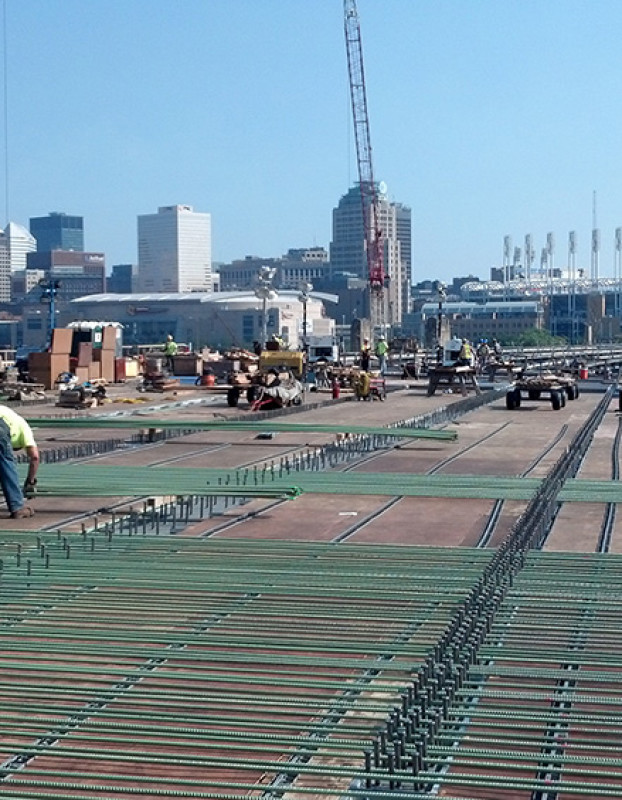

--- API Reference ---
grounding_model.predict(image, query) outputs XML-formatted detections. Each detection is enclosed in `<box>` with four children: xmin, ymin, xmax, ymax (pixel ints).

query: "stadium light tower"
<box><xmin>615</xmin><ymin>228</ymin><xmax>621</xmax><ymax>318</ymax></box>
<box><xmin>546</xmin><ymin>232</ymin><xmax>555</xmax><ymax>291</ymax></box>
<box><xmin>569</xmin><ymin>231</ymin><xmax>577</xmax><ymax>343</ymax></box>
<box><xmin>503</xmin><ymin>235</ymin><xmax>511</xmax><ymax>284</ymax></box>
<box><xmin>591</xmin><ymin>190</ymin><xmax>600</xmax><ymax>283</ymax></box>
<box><xmin>524</xmin><ymin>234</ymin><xmax>534</xmax><ymax>285</ymax></box>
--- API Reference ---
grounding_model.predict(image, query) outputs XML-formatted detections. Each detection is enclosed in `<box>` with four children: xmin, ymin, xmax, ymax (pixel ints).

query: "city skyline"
<box><xmin>2</xmin><ymin>1</ymin><xmax>622</xmax><ymax>282</ymax></box>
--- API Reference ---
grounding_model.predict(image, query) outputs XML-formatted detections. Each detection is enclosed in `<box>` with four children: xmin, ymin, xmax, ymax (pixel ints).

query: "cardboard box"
<box><xmin>102</xmin><ymin>326</ymin><xmax>117</xmax><ymax>351</ymax></box>
<box><xmin>125</xmin><ymin>358</ymin><xmax>140</xmax><ymax>378</ymax></box>
<box><xmin>50</xmin><ymin>328</ymin><xmax>73</xmax><ymax>354</ymax></box>
<box><xmin>77</xmin><ymin>342</ymin><xmax>93</xmax><ymax>367</ymax></box>
<box><xmin>98</xmin><ymin>351</ymin><xmax>115</xmax><ymax>382</ymax></box>
<box><xmin>28</xmin><ymin>352</ymin><xmax>70</xmax><ymax>389</ymax></box>
<box><xmin>114</xmin><ymin>358</ymin><xmax>126</xmax><ymax>382</ymax></box>
<box><xmin>172</xmin><ymin>354</ymin><xmax>202</xmax><ymax>376</ymax></box>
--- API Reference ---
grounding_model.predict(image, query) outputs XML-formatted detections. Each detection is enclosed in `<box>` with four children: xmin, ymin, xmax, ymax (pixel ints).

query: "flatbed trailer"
<box><xmin>506</xmin><ymin>374</ymin><xmax>579</xmax><ymax>410</ymax></box>
<box><xmin>427</xmin><ymin>365</ymin><xmax>481</xmax><ymax>397</ymax></box>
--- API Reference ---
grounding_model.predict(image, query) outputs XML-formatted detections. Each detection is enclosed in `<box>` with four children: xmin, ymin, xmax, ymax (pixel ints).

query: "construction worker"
<box><xmin>360</xmin><ymin>339</ymin><xmax>371</xmax><ymax>371</ymax></box>
<box><xmin>458</xmin><ymin>339</ymin><xmax>473</xmax><ymax>367</ymax></box>
<box><xmin>476</xmin><ymin>340</ymin><xmax>490</xmax><ymax>374</ymax></box>
<box><xmin>375</xmin><ymin>335</ymin><xmax>389</xmax><ymax>376</ymax></box>
<box><xmin>163</xmin><ymin>334</ymin><xmax>178</xmax><ymax>373</ymax></box>
<box><xmin>0</xmin><ymin>404</ymin><xmax>39</xmax><ymax>519</ymax></box>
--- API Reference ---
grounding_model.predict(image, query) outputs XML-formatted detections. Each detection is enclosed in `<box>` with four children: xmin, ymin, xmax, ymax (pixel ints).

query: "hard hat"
<box><xmin>167</xmin><ymin>335</ymin><xmax>173</xmax><ymax>340</ymax></box>
<box><xmin>379</xmin><ymin>335</ymin><xmax>385</xmax><ymax>340</ymax></box>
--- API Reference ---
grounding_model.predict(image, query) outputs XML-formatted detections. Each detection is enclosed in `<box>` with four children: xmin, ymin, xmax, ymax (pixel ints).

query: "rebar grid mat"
<box><xmin>2</xmin><ymin>387</ymin><xmax>619</xmax><ymax>798</ymax></box>
<box><xmin>417</xmin><ymin>551</ymin><xmax>622</xmax><ymax>798</ymax></box>
<box><xmin>0</xmin><ymin>535</ymin><xmax>491</xmax><ymax>799</ymax></box>
<box><xmin>1</xmin><ymin>533</ymin><xmax>622</xmax><ymax>797</ymax></box>
<box><xmin>355</xmin><ymin>386</ymin><xmax>621</xmax><ymax>798</ymax></box>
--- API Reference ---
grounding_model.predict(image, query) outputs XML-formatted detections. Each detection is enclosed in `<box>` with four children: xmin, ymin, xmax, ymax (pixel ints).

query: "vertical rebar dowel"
<box><xmin>387</xmin><ymin>752</ymin><xmax>396</xmax><ymax>789</ymax></box>
<box><xmin>364</xmin><ymin>750</ymin><xmax>372</xmax><ymax>790</ymax></box>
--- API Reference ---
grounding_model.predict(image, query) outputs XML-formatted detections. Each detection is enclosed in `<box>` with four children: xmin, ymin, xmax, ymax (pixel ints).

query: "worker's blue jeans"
<box><xmin>0</xmin><ymin>420</ymin><xmax>24</xmax><ymax>513</ymax></box>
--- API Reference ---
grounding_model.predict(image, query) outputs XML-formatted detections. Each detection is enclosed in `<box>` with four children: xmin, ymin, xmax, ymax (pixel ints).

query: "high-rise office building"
<box><xmin>395</xmin><ymin>203</ymin><xmax>412</xmax><ymax>316</ymax></box>
<box><xmin>108</xmin><ymin>264</ymin><xmax>138</xmax><ymax>294</ymax></box>
<box><xmin>2</xmin><ymin>222</ymin><xmax>37</xmax><ymax>271</ymax></box>
<box><xmin>329</xmin><ymin>184</ymin><xmax>411</xmax><ymax>325</ymax></box>
<box><xmin>0</xmin><ymin>237</ymin><xmax>9</xmax><ymax>302</ymax></box>
<box><xmin>30</xmin><ymin>212</ymin><xmax>84</xmax><ymax>252</ymax></box>
<box><xmin>26</xmin><ymin>250</ymin><xmax>106</xmax><ymax>299</ymax></box>
<box><xmin>0</xmin><ymin>223</ymin><xmax>37</xmax><ymax>301</ymax></box>
<box><xmin>137</xmin><ymin>205</ymin><xmax>212</xmax><ymax>293</ymax></box>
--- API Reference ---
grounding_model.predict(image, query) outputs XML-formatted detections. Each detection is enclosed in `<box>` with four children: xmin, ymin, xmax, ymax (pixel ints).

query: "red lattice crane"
<box><xmin>344</xmin><ymin>0</ymin><xmax>386</xmax><ymax>331</ymax></box>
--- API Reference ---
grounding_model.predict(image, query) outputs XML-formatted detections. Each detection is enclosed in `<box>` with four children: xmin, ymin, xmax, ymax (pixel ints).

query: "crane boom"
<box><xmin>344</xmin><ymin>0</ymin><xmax>386</xmax><ymax>331</ymax></box>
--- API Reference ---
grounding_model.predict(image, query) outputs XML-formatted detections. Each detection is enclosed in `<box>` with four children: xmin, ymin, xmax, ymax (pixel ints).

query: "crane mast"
<box><xmin>344</xmin><ymin>0</ymin><xmax>386</xmax><ymax>334</ymax></box>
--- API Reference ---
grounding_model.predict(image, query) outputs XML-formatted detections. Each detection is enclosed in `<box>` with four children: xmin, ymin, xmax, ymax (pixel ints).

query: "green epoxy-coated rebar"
<box><xmin>20</xmin><ymin>463</ymin><xmax>541</xmax><ymax>499</ymax></box>
<box><xmin>23</xmin><ymin>461</ymin><xmax>622</xmax><ymax>501</ymax></box>
<box><xmin>1</xmin><ymin>531</ymin><xmax>622</xmax><ymax>798</ymax></box>
<box><xmin>25</xmin><ymin>416</ymin><xmax>458</xmax><ymax>439</ymax></box>
<box><xmin>0</xmin><ymin>535</ymin><xmax>496</xmax><ymax>799</ymax></box>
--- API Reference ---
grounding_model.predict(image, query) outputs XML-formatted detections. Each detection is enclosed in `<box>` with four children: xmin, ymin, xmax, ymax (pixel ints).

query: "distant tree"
<box><xmin>510</xmin><ymin>328</ymin><xmax>567</xmax><ymax>348</ymax></box>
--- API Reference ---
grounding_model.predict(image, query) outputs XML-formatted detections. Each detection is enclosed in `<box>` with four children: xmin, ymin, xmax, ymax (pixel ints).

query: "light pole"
<box><xmin>254</xmin><ymin>266</ymin><xmax>277</xmax><ymax>349</ymax></box>
<box><xmin>297</xmin><ymin>281</ymin><xmax>313</xmax><ymax>351</ymax></box>
<box><xmin>435</xmin><ymin>281</ymin><xmax>446</xmax><ymax>362</ymax></box>
<box><xmin>39</xmin><ymin>277</ymin><xmax>61</xmax><ymax>348</ymax></box>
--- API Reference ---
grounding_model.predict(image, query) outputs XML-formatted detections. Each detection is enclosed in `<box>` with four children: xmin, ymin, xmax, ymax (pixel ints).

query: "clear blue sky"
<box><xmin>3</xmin><ymin>0</ymin><xmax>622</xmax><ymax>283</ymax></box>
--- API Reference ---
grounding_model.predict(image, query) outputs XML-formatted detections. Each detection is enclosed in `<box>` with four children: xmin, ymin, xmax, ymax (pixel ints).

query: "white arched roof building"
<box><xmin>65</xmin><ymin>290</ymin><xmax>338</xmax><ymax>350</ymax></box>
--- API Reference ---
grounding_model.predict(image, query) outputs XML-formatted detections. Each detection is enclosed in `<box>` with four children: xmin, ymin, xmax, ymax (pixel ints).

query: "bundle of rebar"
<box><xmin>25</xmin><ymin>416</ymin><xmax>458</xmax><ymax>440</ymax></box>
<box><xmin>19</xmin><ymin>463</ymin><xmax>541</xmax><ymax>500</ymax></box>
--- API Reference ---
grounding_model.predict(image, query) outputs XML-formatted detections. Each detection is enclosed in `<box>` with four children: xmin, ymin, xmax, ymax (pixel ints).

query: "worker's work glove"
<box><xmin>23</xmin><ymin>479</ymin><xmax>37</xmax><ymax>499</ymax></box>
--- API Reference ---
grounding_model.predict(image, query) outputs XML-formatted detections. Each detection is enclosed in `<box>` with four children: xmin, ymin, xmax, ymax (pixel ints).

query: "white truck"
<box><xmin>307</xmin><ymin>335</ymin><xmax>339</xmax><ymax>364</ymax></box>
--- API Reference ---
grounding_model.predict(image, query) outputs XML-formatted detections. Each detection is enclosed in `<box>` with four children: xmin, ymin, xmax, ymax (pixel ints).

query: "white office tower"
<box><xmin>0</xmin><ymin>236</ymin><xmax>9</xmax><ymax>301</ymax></box>
<box><xmin>0</xmin><ymin>222</ymin><xmax>37</xmax><ymax>301</ymax></box>
<box><xmin>2</xmin><ymin>222</ymin><xmax>37</xmax><ymax>271</ymax></box>
<box><xmin>137</xmin><ymin>205</ymin><xmax>212</xmax><ymax>292</ymax></box>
